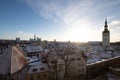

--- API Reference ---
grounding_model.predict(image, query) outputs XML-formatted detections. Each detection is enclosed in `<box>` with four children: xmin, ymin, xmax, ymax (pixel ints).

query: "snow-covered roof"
<box><xmin>29</xmin><ymin>61</ymin><xmax>43</xmax><ymax>66</ymax></box>
<box><xmin>100</xmin><ymin>51</ymin><xmax>112</xmax><ymax>59</ymax></box>
<box><xmin>27</xmin><ymin>56</ymin><xmax>43</xmax><ymax>66</ymax></box>
<box><xmin>87</xmin><ymin>54</ymin><xmax>100</xmax><ymax>64</ymax></box>
<box><xmin>0</xmin><ymin>46</ymin><xmax>11</xmax><ymax>74</ymax></box>
<box><xmin>44</xmin><ymin>49</ymin><xmax>49</xmax><ymax>53</ymax></box>
<box><xmin>27</xmin><ymin>63</ymin><xmax>49</xmax><ymax>74</ymax></box>
<box><xmin>25</xmin><ymin>45</ymin><xmax>43</xmax><ymax>53</ymax></box>
<box><xmin>11</xmin><ymin>46</ymin><xmax>28</xmax><ymax>74</ymax></box>
<box><xmin>26</xmin><ymin>56</ymin><xmax>40</xmax><ymax>63</ymax></box>
<box><xmin>0</xmin><ymin>45</ymin><xmax>27</xmax><ymax>75</ymax></box>
<box><xmin>87</xmin><ymin>56</ymin><xmax>120</xmax><ymax>66</ymax></box>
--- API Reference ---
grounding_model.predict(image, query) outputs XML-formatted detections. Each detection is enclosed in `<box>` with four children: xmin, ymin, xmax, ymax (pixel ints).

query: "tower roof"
<box><xmin>104</xmin><ymin>17</ymin><xmax>108</xmax><ymax>28</ymax></box>
<box><xmin>103</xmin><ymin>17</ymin><xmax>109</xmax><ymax>33</ymax></box>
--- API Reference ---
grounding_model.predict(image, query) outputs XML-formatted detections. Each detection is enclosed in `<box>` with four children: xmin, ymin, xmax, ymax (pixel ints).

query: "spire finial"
<box><xmin>104</xmin><ymin>16</ymin><xmax>108</xmax><ymax>28</ymax></box>
<box><xmin>34</xmin><ymin>34</ymin><xmax>36</xmax><ymax>41</ymax></box>
<box><xmin>105</xmin><ymin>16</ymin><xmax>107</xmax><ymax>25</ymax></box>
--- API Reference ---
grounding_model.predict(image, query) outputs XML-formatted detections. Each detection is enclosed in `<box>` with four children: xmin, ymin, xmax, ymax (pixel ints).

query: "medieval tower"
<box><xmin>102</xmin><ymin>18</ymin><xmax>110</xmax><ymax>47</ymax></box>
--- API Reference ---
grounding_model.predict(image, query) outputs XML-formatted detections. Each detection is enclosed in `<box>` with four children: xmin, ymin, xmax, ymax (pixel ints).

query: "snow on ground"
<box><xmin>86</xmin><ymin>45</ymin><xmax>120</xmax><ymax>64</ymax></box>
<box><xmin>26</xmin><ymin>56</ymin><xmax>40</xmax><ymax>63</ymax></box>
<box><xmin>100</xmin><ymin>51</ymin><xmax>112</xmax><ymax>59</ymax></box>
<box><xmin>87</xmin><ymin>54</ymin><xmax>101</xmax><ymax>64</ymax></box>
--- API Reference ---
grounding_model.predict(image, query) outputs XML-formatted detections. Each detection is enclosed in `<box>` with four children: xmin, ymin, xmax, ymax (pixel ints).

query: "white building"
<box><xmin>25</xmin><ymin>45</ymin><xmax>43</xmax><ymax>53</ymax></box>
<box><xmin>24</xmin><ymin>45</ymin><xmax>43</xmax><ymax>57</ymax></box>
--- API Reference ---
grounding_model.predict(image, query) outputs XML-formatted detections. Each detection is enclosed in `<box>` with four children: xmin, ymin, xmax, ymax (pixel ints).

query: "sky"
<box><xmin>0</xmin><ymin>0</ymin><xmax>120</xmax><ymax>42</ymax></box>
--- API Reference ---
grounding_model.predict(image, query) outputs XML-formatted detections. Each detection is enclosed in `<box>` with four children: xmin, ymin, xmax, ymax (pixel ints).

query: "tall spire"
<box><xmin>103</xmin><ymin>16</ymin><xmax>109</xmax><ymax>33</ymax></box>
<box><xmin>104</xmin><ymin>16</ymin><xmax>108</xmax><ymax>28</ymax></box>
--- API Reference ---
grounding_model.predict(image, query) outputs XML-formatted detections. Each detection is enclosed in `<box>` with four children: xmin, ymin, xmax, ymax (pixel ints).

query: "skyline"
<box><xmin>0</xmin><ymin>0</ymin><xmax>120</xmax><ymax>42</ymax></box>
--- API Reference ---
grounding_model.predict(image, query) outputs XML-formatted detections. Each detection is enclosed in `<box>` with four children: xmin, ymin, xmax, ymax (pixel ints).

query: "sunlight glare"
<box><xmin>65</xmin><ymin>20</ymin><xmax>93</xmax><ymax>42</ymax></box>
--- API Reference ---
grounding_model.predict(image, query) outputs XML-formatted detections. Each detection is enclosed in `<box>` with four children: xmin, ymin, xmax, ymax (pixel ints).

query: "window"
<box><xmin>81</xmin><ymin>68</ymin><xmax>84</xmax><ymax>72</ymax></box>
<box><xmin>32</xmin><ymin>68</ymin><xmax>37</xmax><ymax>72</ymax></box>
<box><xmin>40</xmin><ymin>67</ymin><xmax>45</xmax><ymax>71</ymax></box>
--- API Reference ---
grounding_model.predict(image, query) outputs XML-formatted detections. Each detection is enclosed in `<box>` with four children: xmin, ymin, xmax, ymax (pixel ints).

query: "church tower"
<box><xmin>102</xmin><ymin>18</ymin><xmax>110</xmax><ymax>47</ymax></box>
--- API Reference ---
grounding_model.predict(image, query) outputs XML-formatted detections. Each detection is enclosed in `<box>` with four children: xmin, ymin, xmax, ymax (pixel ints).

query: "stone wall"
<box><xmin>87</xmin><ymin>57</ymin><xmax>120</xmax><ymax>76</ymax></box>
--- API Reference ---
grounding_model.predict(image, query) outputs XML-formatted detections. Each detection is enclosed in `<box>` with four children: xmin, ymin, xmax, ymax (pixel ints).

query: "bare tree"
<box><xmin>60</xmin><ymin>48</ymin><xmax>75</xmax><ymax>80</ymax></box>
<box><xmin>46</xmin><ymin>49</ymin><xmax>62</xmax><ymax>80</ymax></box>
<box><xmin>47</xmin><ymin>48</ymin><xmax>76</xmax><ymax>80</ymax></box>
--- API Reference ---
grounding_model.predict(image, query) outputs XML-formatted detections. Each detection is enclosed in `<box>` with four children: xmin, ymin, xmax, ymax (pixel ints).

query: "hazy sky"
<box><xmin>0</xmin><ymin>0</ymin><xmax>120</xmax><ymax>42</ymax></box>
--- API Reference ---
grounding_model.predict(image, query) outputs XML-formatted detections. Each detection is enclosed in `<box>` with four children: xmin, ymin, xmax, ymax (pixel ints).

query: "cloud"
<box><xmin>110</xmin><ymin>20</ymin><xmax>120</xmax><ymax>28</ymax></box>
<box><xmin>0</xmin><ymin>31</ymin><xmax>34</xmax><ymax>40</ymax></box>
<box><xmin>20</xmin><ymin>0</ymin><xmax>120</xmax><ymax>41</ymax></box>
<box><xmin>23</xmin><ymin>0</ymin><xmax>120</xmax><ymax>24</ymax></box>
<box><xmin>109</xmin><ymin>20</ymin><xmax>120</xmax><ymax>41</ymax></box>
<box><xmin>109</xmin><ymin>20</ymin><xmax>120</xmax><ymax>32</ymax></box>
<box><xmin>22</xmin><ymin>0</ymin><xmax>93</xmax><ymax>24</ymax></box>
<box><xmin>15</xmin><ymin>31</ymin><xmax>34</xmax><ymax>40</ymax></box>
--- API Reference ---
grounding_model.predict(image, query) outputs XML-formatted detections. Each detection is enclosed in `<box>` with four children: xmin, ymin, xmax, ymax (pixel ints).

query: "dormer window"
<box><xmin>28</xmin><ymin>58</ymin><xmax>30</xmax><ymax>61</ymax></box>
<box><xmin>32</xmin><ymin>68</ymin><xmax>37</xmax><ymax>72</ymax></box>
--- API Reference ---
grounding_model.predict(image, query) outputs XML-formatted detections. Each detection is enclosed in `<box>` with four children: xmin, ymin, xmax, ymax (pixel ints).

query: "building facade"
<box><xmin>24</xmin><ymin>45</ymin><xmax>43</xmax><ymax>57</ymax></box>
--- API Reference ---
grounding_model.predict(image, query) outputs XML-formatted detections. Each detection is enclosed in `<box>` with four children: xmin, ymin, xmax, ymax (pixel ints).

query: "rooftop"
<box><xmin>0</xmin><ymin>45</ymin><xmax>28</xmax><ymax>75</ymax></box>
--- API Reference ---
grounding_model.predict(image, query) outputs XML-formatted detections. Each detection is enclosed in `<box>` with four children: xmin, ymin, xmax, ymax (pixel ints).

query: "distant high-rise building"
<box><xmin>102</xmin><ymin>18</ymin><xmax>110</xmax><ymax>47</ymax></box>
<box><xmin>16</xmin><ymin>37</ymin><xmax>20</xmax><ymax>43</ymax></box>
<box><xmin>34</xmin><ymin>34</ymin><xmax>36</xmax><ymax>41</ymax></box>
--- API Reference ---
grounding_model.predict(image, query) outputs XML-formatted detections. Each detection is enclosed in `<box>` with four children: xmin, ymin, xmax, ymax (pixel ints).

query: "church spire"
<box><xmin>103</xmin><ymin>17</ymin><xmax>109</xmax><ymax>33</ymax></box>
<box><xmin>102</xmin><ymin>17</ymin><xmax>110</xmax><ymax>47</ymax></box>
<box><xmin>104</xmin><ymin>17</ymin><xmax>108</xmax><ymax>29</ymax></box>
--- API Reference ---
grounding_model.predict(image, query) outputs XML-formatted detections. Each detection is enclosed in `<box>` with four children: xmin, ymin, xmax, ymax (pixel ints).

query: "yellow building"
<box><xmin>26</xmin><ymin>71</ymin><xmax>49</xmax><ymax>80</ymax></box>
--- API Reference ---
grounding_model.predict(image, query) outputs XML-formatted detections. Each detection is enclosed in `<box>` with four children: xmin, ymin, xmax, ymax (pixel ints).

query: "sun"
<box><xmin>65</xmin><ymin>20</ymin><xmax>93</xmax><ymax>42</ymax></box>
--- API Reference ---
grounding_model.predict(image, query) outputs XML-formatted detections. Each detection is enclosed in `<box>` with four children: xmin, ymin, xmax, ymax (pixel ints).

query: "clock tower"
<box><xmin>102</xmin><ymin>18</ymin><xmax>110</xmax><ymax>47</ymax></box>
